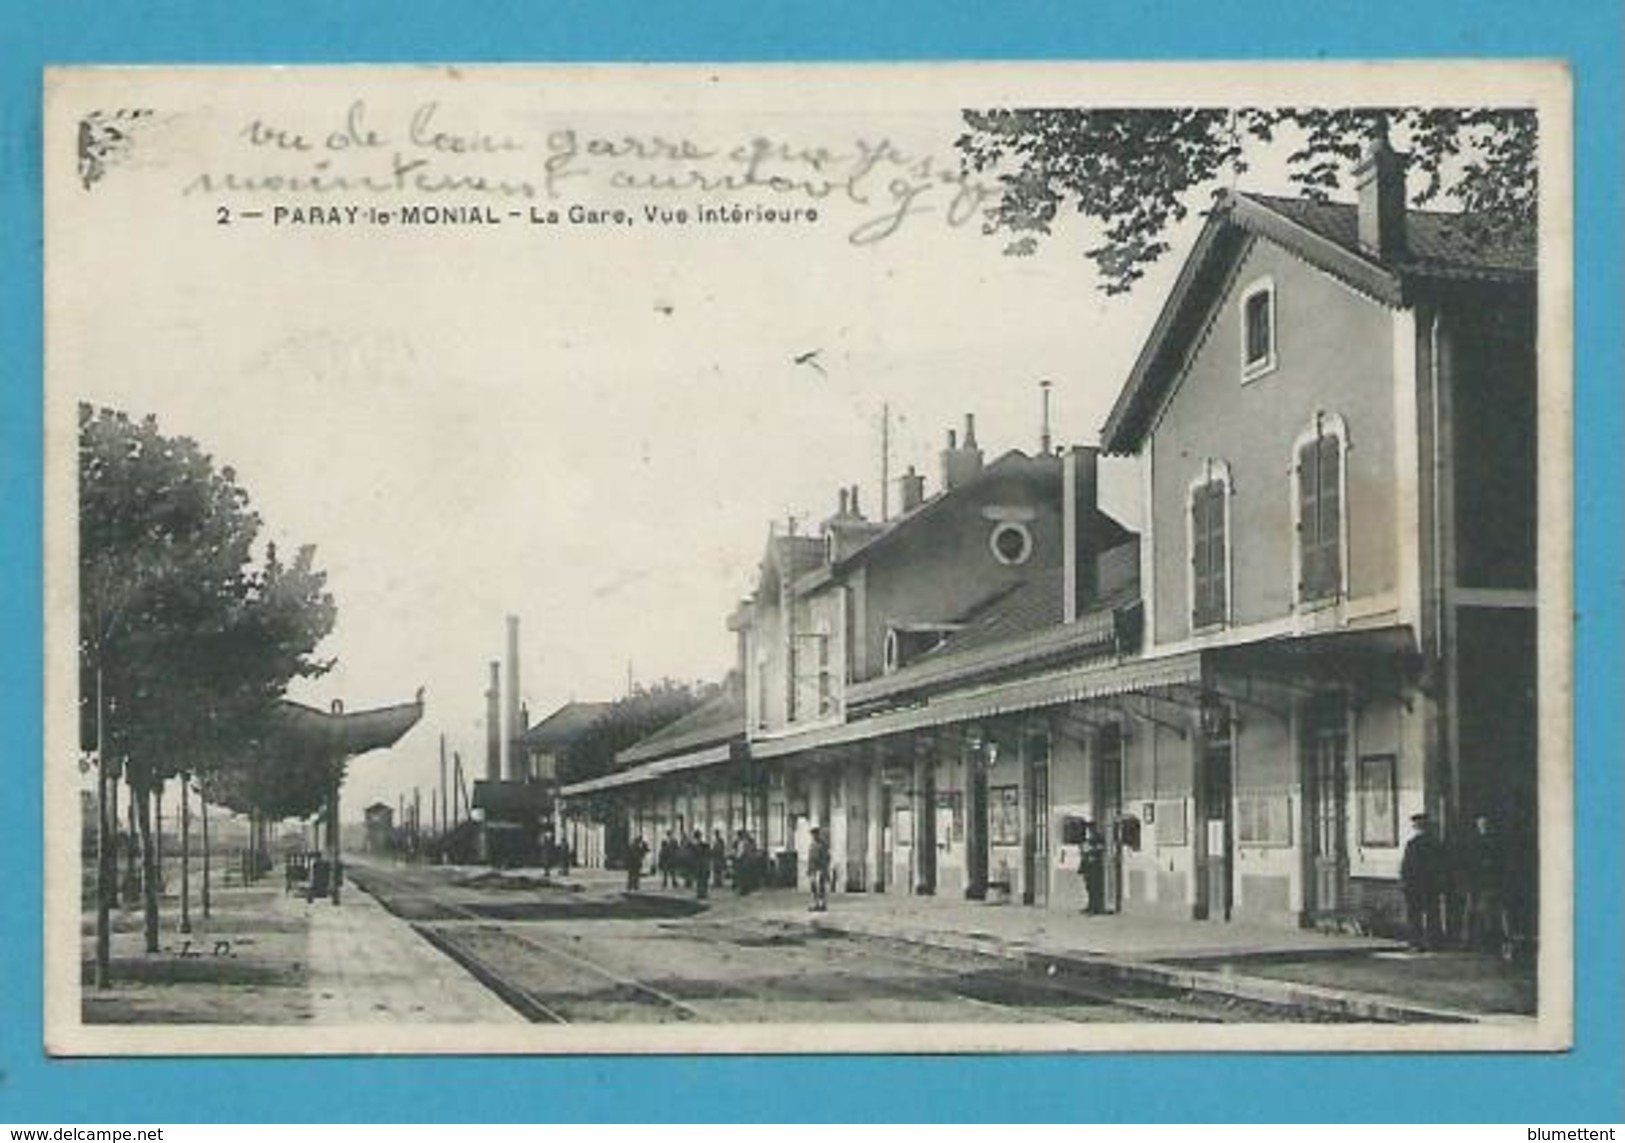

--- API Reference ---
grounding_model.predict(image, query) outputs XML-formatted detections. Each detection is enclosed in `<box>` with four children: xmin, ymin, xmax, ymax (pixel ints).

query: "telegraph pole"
<box><xmin>439</xmin><ymin>734</ymin><xmax>449</xmax><ymax>840</ymax></box>
<box><xmin>880</xmin><ymin>401</ymin><xmax>891</xmax><ymax>521</ymax></box>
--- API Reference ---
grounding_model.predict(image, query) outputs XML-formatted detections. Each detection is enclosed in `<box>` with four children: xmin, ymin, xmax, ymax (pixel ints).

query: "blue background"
<box><xmin>2</xmin><ymin>0</ymin><xmax>1619</xmax><ymax>1124</ymax></box>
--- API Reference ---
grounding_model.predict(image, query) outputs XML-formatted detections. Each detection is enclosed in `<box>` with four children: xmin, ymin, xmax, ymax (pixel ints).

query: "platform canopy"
<box><xmin>269</xmin><ymin>691</ymin><xmax>426</xmax><ymax>760</ymax></box>
<box><xmin>215</xmin><ymin>690</ymin><xmax>425</xmax><ymax>823</ymax></box>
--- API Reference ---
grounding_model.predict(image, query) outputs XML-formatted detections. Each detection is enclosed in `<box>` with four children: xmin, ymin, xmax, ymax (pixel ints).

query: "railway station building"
<box><xmin>563</xmin><ymin>144</ymin><xmax>1539</xmax><ymax>940</ymax></box>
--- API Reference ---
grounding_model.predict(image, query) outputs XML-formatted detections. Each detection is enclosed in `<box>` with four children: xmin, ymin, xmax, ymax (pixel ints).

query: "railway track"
<box><xmin>679</xmin><ymin>918</ymin><xmax>1260</xmax><ymax>1024</ymax></box>
<box><xmin>348</xmin><ymin>863</ymin><xmax>1358</xmax><ymax>1026</ymax></box>
<box><xmin>349</xmin><ymin>864</ymin><xmax>704</xmax><ymax>1024</ymax></box>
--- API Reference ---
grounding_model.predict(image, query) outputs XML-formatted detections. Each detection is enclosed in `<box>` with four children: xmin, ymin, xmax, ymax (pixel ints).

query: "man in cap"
<box><xmin>1400</xmin><ymin>812</ymin><xmax>1445</xmax><ymax>951</ymax></box>
<box><xmin>807</xmin><ymin>825</ymin><xmax>831</xmax><ymax>912</ymax></box>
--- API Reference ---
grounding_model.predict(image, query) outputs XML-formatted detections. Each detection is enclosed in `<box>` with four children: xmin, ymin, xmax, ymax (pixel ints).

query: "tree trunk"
<box><xmin>328</xmin><ymin>774</ymin><xmax>342</xmax><ymax>904</ymax></box>
<box><xmin>199</xmin><ymin>778</ymin><xmax>211</xmax><ymax>919</ymax></box>
<box><xmin>249</xmin><ymin>810</ymin><xmax>260</xmax><ymax>883</ymax></box>
<box><xmin>134</xmin><ymin>778</ymin><xmax>160</xmax><ymax>954</ymax></box>
<box><xmin>123</xmin><ymin>782</ymin><xmax>139</xmax><ymax>907</ymax></box>
<box><xmin>106</xmin><ymin>771</ymin><xmax>120</xmax><ymax>910</ymax></box>
<box><xmin>179</xmin><ymin>770</ymin><xmax>192</xmax><ymax>934</ymax></box>
<box><xmin>94</xmin><ymin>764</ymin><xmax>112</xmax><ymax>988</ymax></box>
<box><xmin>154</xmin><ymin>779</ymin><xmax>165</xmax><ymax>895</ymax></box>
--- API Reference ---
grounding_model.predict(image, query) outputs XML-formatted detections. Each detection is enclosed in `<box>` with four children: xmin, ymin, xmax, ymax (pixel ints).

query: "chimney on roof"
<box><xmin>941</xmin><ymin>415</ymin><xmax>985</xmax><ymax>491</ymax></box>
<box><xmin>849</xmin><ymin>484</ymin><xmax>863</xmax><ymax>520</ymax></box>
<box><xmin>899</xmin><ymin>465</ymin><xmax>926</xmax><ymax>513</ymax></box>
<box><xmin>1039</xmin><ymin>380</ymin><xmax>1054</xmax><ymax>456</ymax></box>
<box><xmin>1354</xmin><ymin>122</ymin><xmax>1407</xmax><ymax>262</ymax></box>
<box><xmin>1062</xmin><ymin>445</ymin><xmax>1100</xmax><ymax>622</ymax></box>
<box><xmin>837</xmin><ymin>487</ymin><xmax>850</xmax><ymax>517</ymax></box>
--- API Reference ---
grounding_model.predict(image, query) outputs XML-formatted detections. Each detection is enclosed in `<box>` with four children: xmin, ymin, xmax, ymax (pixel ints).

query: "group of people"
<box><xmin>1400</xmin><ymin>811</ymin><xmax>1528</xmax><ymax>957</ymax></box>
<box><xmin>535</xmin><ymin>836</ymin><xmax>574</xmax><ymax>879</ymax></box>
<box><xmin>623</xmin><ymin>828</ymin><xmax>774</xmax><ymax>899</ymax></box>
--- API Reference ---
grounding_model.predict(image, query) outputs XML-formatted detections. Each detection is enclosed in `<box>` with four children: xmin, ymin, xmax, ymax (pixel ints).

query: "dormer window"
<box><xmin>1240</xmin><ymin>277</ymin><xmax>1277</xmax><ymax>382</ymax></box>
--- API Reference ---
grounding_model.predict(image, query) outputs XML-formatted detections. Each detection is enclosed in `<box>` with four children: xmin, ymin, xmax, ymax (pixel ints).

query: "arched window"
<box><xmin>1240</xmin><ymin>277</ymin><xmax>1277</xmax><ymax>382</ymax></box>
<box><xmin>1293</xmin><ymin>413</ymin><xmax>1349</xmax><ymax>605</ymax></box>
<box><xmin>1188</xmin><ymin>459</ymin><xmax>1232</xmax><ymax>630</ymax></box>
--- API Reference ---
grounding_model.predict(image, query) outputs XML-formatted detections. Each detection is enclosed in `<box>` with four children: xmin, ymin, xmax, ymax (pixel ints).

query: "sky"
<box><xmin>47</xmin><ymin>64</ymin><xmax>1533</xmax><ymax>819</ymax></box>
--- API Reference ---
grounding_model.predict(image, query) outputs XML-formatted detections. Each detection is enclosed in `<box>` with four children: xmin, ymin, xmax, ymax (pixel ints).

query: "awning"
<box><xmin>1209</xmin><ymin>624</ymin><xmax>1421</xmax><ymax>680</ymax></box>
<box><xmin>271</xmin><ymin>696</ymin><xmax>424</xmax><ymax>758</ymax></box>
<box><xmin>751</xmin><ymin>651</ymin><xmax>1204</xmax><ymax>759</ymax></box>
<box><xmin>560</xmin><ymin>741</ymin><xmax>735</xmax><ymax>798</ymax></box>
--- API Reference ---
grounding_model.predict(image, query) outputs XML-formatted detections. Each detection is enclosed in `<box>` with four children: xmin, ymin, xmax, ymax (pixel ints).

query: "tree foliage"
<box><xmin>559</xmin><ymin>678</ymin><xmax>718</xmax><ymax>787</ymax></box>
<box><xmin>79</xmin><ymin>405</ymin><xmax>337</xmax><ymax>799</ymax></box>
<box><xmin>956</xmin><ymin>107</ymin><xmax>1538</xmax><ymax>294</ymax></box>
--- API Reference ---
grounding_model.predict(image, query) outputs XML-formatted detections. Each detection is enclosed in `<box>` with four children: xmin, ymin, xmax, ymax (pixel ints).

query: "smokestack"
<box><xmin>1039</xmin><ymin>381</ymin><xmax>1053</xmax><ymax>456</ymax></box>
<box><xmin>485</xmin><ymin>660</ymin><xmax>501</xmax><ymax>783</ymax></box>
<box><xmin>941</xmin><ymin>415</ymin><xmax>985</xmax><ymax>491</ymax></box>
<box><xmin>1062</xmin><ymin>445</ymin><xmax>1101</xmax><ymax>622</ymax></box>
<box><xmin>1354</xmin><ymin>123</ymin><xmax>1407</xmax><ymax>261</ymax></box>
<box><xmin>899</xmin><ymin>465</ymin><xmax>926</xmax><ymax>513</ymax></box>
<box><xmin>505</xmin><ymin>615</ymin><xmax>523</xmax><ymax>782</ymax></box>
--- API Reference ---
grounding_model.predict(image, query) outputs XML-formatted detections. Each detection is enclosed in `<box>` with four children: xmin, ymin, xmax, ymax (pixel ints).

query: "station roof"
<box><xmin>520</xmin><ymin>700</ymin><xmax>611</xmax><ymax>753</ymax></box>
<box><xmin>1101</xmin><ymin>190</ymin><xmax>1536</xmax><ymax>455</ymax></box>
<box><xmin>269</xmin><ymin>694</ymin><xmax>424</xmax><ymax>759</ymax></box>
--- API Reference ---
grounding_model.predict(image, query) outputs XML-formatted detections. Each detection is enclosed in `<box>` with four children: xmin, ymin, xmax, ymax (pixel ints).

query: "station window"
<box><xmin>1295</xmin><ymin>413</ymin><xmax>1348</xmax><ymax>605</ymax></box>
<box><xmin>1240</xmin><ymin>278</ymin><xmax>1277</xmax><ymax>382</ymax></box>
<box><xmin>1188</xmin><ymin>460</ymin><xmax>1231</xmax><ymax>630</ymax></box>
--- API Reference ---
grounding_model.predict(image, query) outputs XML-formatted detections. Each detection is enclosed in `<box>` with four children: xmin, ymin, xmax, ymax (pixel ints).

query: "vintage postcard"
<box><xmin>43</xmin><ymin>61</ymin><xmax>1572</xmax><ymax>1055</ymax></box>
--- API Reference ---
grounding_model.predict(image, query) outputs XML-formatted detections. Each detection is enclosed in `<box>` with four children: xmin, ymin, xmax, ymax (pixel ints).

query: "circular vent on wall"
<box><xmin>989</xmin><ymin>521</ymin><xmax>1033</xmax><ymax>565</ymax></box>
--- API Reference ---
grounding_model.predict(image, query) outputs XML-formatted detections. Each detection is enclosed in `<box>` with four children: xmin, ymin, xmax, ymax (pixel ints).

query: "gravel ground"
<box><xmin>80</xmin><ymin>884</ymin><xmax>313</xmax><ymax>1026</ymax></box>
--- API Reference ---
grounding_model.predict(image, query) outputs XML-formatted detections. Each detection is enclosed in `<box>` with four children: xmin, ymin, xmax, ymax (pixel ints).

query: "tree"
<box><xmin>559</xmin><ymin>679</ymin><xmax>718</xmax><ymax>848</ymax></box>
<box><xmin>79</xmin><ymin>405</ymin><xmax>335</xmax><ymax>964</ymax></box>
<box><xmin>559</xmin><ymin>679</ymin><xmax>718</xmax><ymax>787</ymax></box>
<box><xmin>956</xmin><ymin>107</ymin><xmax>1537</xmax><ymax>295</ymax></box>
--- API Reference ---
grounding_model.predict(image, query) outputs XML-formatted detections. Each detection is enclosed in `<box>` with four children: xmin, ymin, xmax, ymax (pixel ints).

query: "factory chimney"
<box><xmin>505</xmin><ymin>615</ymin><xmax>524</xmax><ymax>782</ymax></box>
<box><xmin>485</xmin><ymin>660</ymin><xmax>501</xmax><ymax>783</ymax></box>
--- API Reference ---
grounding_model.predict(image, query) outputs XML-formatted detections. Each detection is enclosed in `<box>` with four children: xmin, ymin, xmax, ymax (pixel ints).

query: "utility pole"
<box><xmin>455</xmin><ymin>751</ymin><xmax>470</xmax><ymax>826</ymax></box>
<box><xmin>881</xmin><ymin>401</ymin><xmax>891</xmax><ymax>521</ymax></box>
<box><xmin>439</xmin><ymin>734</ymin><xmax>449</xmax><ymax>840</ymax></box>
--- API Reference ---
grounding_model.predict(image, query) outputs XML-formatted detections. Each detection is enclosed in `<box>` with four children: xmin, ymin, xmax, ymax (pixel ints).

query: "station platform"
<box><xmin>614</xmin><ymin>876</ymin><xmax>1538</xmax><ymax>1022</ymax></box>
<box><xmin>302</xmin><ymin>881</ymin><xmax>521</xmax><ymax>1025</ymax></box>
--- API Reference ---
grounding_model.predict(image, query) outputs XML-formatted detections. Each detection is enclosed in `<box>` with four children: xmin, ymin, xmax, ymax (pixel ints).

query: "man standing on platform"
<box><xmin>808</xmin><ymin>825</ymin><xmax>831</xmax><ymax>913</ymax></box>
<box><xmin>1401</xmin><ymin>812</ymin><xmax>1445</xmax><ymax>951</ymax></box>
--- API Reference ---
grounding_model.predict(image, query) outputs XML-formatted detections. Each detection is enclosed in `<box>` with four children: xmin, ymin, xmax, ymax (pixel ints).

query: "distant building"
<box><xmin>519</xmin><ymin>700</ymin><xmax>611</xmax><ymax>865</ymax></box>
<box><xmin>363</xmin><ymin>802</ymin><xmax>394</xmax><ymax>854</ymax></box>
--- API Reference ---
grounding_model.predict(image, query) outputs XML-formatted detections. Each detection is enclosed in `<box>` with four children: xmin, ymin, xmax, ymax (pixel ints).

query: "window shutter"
<box><xmin>1208</xmin><ymin>486</ymin><xmax>1227</xmax><ymax>622</ymax></box>
<box><xmin>1192</xmin><ymin>480</ymin><xmax>1226</xmax><ymax>627</ymax></box>
<box><xmin>1297</xmin><ymin>441</ymin><xmax>1319</xmax><ymax>598</ymax></box>
<box><xmin>1318</xmin><ymin>435</ymin><xmax>1342</xmax><ymax>597</ymax></box>
<box><xmin>1191</xmin><ymin>487</ymin><xmax>1207</xmax><ymax>623</ymax></box>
